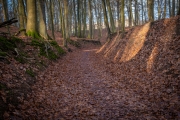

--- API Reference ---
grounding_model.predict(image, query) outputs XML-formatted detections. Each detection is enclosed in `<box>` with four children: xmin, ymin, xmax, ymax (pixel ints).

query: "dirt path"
<box><xmin>18</xmin><ymin>46</ymin><xmax>153</xmax><ymax>119</ymax></box>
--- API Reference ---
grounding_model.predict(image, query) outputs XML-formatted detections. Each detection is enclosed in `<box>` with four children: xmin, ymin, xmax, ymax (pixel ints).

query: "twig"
<box><xmin>14</xmin><ymin>48</ymin><xmax>19</xmax><ymax>56</ymax></box>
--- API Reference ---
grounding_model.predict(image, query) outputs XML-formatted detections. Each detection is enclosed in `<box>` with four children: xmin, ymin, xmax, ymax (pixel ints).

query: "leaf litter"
<box><xmin>0</xmin><ymin>16</ymin><xmax>180</xmax><ymax>119</ymax></box>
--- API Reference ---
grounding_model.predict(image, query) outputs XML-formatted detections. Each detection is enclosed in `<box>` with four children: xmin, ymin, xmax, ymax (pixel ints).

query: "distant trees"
<box><xmin>0</xmin><ymin>0</ymin><xmax>179</xmax><ymax>41</ymax></box>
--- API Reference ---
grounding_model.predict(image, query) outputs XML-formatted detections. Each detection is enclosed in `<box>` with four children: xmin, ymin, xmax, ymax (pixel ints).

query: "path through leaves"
<box><xmin>16</xmin><ymin>44</ymin><xmax>179</xmax><ymax>119</ymax></box>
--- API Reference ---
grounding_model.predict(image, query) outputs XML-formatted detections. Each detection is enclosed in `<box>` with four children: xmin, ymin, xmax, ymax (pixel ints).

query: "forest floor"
<box><xmin>1</xmin><ymin>16</ymin><xmax>180</xmax><ymax>119</ymax></box>
<box><xmin>15</xmin><ymin>44</ymin><xmax>158</xmax><ymax>119</ymax></box>
<box><xmin>12</xmin><ymin>43</ymin><xmax>179</xmax><ymax>120</ymax></box>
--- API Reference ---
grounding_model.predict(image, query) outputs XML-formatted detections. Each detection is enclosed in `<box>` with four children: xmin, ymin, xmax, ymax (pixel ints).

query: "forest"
<box><xmin>0</xmin><ymin>0</ymin><xmax>180</xmax><ymax>119</ymax></box>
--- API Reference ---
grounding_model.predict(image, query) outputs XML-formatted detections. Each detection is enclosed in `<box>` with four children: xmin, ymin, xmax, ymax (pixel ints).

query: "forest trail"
<box><xmin>18</xmin><ymin>45</ymin><xmax>148</xmax><ymax>119</ymax></box>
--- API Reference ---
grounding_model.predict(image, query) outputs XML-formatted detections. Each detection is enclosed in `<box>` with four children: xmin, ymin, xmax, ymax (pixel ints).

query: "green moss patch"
<box><xmin>31</xmin><ymin>39</ymin><xmax>65</xmax><ymax>60</ymax></box>
<box><xmin>0</xmin><ymin>36</ymin><xmax>24</xmax><ymax>51</ymax></box>
<box><xmin>26</xmin><ymin>30</ymin><xmax>41</xmax><ymax>39</ymax></box>
<box><xmin>26</xmin><ymin>69</ymin><xmax>35</xmax><ymax>77</ymax></box>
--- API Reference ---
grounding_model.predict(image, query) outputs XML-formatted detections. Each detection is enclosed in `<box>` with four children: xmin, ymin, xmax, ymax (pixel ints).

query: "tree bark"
<box><xmin>77</xmin><ymin>0</ymin><xmax>81</xmax><ymax>37</ymax></box>
<box><xmin>148</xmin><ymin>0</ymin><xmax>154</xmax><ymax>21</ymax></box>
<box><xmin>121</xmin><ymin>0</ymin><xmax>125</xmax><ymax>35</ymax></box>
<box><xmin>37</xmin><ymin>0</ymin><xmax>48</xmax><ymax>39</ymax></box>
<box><xmin>88</xmin><ymin>0</ymin><xmax>92</xmax><ymax>39</ymax></box>
<box><xmin>63</xmin><ymin>0</ymin><xmax>69</xmax><ymax>47</ymax></box>
<box><xmin>101</xmin><ymin>0</ymin><xmax>111</xmax><ymax>38</ymax></box>
<box><xmin>106</xmin><ymin>0</ymin><xmax>116</xmax><ymax>32</ymax></box>
<box><xmin>163</xmin><ymin>0</ymin><xmax>167</xmax><ymax>18</ymax></box>
<box><xmin>50</xmin><ymin>0</ymin><xmax>55</xmax><ymax>40</ymax></box>
<box><xmin>18</xmin><ymin>0</ymin><xmax>26</xmax><ymax>35</ymax></box>
<box><xmin>26</xmin><ymin>0</ymin><xmax>39</xmax><ymax>38</ymax></box>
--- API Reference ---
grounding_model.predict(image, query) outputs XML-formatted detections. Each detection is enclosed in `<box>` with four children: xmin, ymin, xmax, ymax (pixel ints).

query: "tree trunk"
<box><xmin>77</xmin><ymin>0</ymin><xmax>81</xmax><ymax>37</ymax></box>
<box><xmin>178</xmin><ymin>0</ymin><xmax>180</xmax><ymax>15</ymax></box>
<box><xmin>106</xmin><ymin>0</ymin><xmax>116</xmax><ymax>33</ymax></box>
<box><xmin>121</xmin><ymin>0</ymin><xmax>125</xmax><ymax>35</ymax></box>
<box><xmin>2</xmin><ymin>0</ymin><xmax>8</xmax><ymax>21</ymax></box>
<box><xmin>172</xmin><ymin>0</ymin><xmax>175</xmax><ymax>16</ymax></box>
<box><xmin>73</xmin><ymin>0</ymin><xmax>77</xmax><ymax>36</ymax></box>
<box><xmin>50</xmin><ymin>0</ymin><xmax>55</xmax><ymax>40</ymax></box>
<box><xmin>169</xmin><ymin>0</ymin><xmax>172</xmax><ymax>17</ymax></box>
<box><xmin>83</xmin><ymin>0</ymin><xmax>87</xmax><ymax>38</ymax></box>
<box><xmin>63</xmin><ymin>0</ymin><xmax>69</xmax><ymax>47</ymax></box>
<box><xmin>148</xmin><ymin>0</ymin><xmax>154</xmax><ymax>21</ymax></box>
<box><xmin>94</xmin><ymin>0</ymin><xmax>101</xmax><ymax>39</ymax></box>
<box><xmin>141</xmin><ymin>0</ymin><xmax>144</xmax><ymax>24</ymax></box>
<box><xmin>163</xmin><ymin>0</ymin><xmax>167</xmax><ymax>18</ymax></box>
<box><xmin>26</xmin><ymin>0</ymin><xmax>39</xmax><ymax>38</ymax></box>
<box><xmin>88</xmin><ymin>0</ymin><xmax>92</xmax><ymax>39</ymax></box>
<box><xmin>129</xmin><ymin>0</ymin><xmax>132</xmax><ymax>27</ymax></box>
<box><xmin>37</xmin><ymin>0</ymin><xmax>48</xmax><ymax>39</ymax></box>
<box><xmin>101</xmin><ymin>0</ymin><xmax>111</xmax><ymax>38</ymax></box>
<box><xmin>59</xmin><ymin>1</ymin><xmax>66</xmax><ymax>41</ymax></box>
<box><xmin>18</xmin><ymin>0</ymin><xmax>26</xmax><ymax>35</ymax></box>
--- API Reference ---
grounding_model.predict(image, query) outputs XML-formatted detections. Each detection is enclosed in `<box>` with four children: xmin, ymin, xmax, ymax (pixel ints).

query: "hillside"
<box><xmin>96</xmin><ymin>16</ymin><xmax>180</xmax><ymax>119</ymax></box>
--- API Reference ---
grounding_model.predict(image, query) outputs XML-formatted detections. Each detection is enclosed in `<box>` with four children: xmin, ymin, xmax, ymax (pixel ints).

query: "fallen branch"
<box><xmin>0</xmin><ymin>18</ymin><xmax>18</xmax><ymax>28</ymax></box>
<box><xmin>14</xmin><ymin>29</ymin><xmax>26</xmax><ymax>36</ymax></box>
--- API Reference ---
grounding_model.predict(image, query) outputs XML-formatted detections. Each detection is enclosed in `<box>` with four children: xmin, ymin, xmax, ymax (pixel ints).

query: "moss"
<box><xmin>50</xmin><ymin>41</ymin><xmax>66</xmax><ymax>55</ymax></box>
<box><xmin>14</xmin><ymin>50</ymin><xmax>28</xmax><ymax>64</ymax></box>
<box><xmin>26</xmin><ymin>30</ymin><xmax>41</xmax><ymax>39</ymax></box>
<box><xmin>26</xmin><ymin>69</ymin><xmax>35</xmax><ymax>77</ymax></box>
<box><xmin>15</xmin><ymin>56</ymin><xmax>26</xmax><ymax>63</ymax></box>
<box><xmin>31</xmin><ymin>39</ymin><xmax>44</xmax><ymax>47</ymax></box>
<box><xmin>0</xmin><ymin>36</ymin><xmax>16</xmax><ymax>51</ymax></box>
<box><xmin>0</xmin><ymin>36</ymin><xmax>24</xmax><ymax>51</ymax></box>
<box><xmin>0</xmin><ymin>51</ymin><xmax>7</xmax><ymax>57</ymax></box>
<box><xmin>31</xmin><ymin>40</ymin><xmax>65</xmax><ymax>60</ymax></box>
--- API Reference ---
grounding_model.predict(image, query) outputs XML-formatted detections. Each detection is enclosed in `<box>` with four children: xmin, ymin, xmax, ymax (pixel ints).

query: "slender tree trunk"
<box><xmin>77</xmin><ymin>0</ymin><xmax>81</xmax><ymax>37</ymax></box>
<box><xmin>129</xmin><ymin>0</ymin><xmax>132</xmax><ymax>27</ymax></box>
<box><xmin>2</xmin><ymin>0</ymin><xmax>8</xmax><ymax>21</ymax></box>
<box><xmin>106</xmin><ymin>0</ymin><xmax>116</xmax><ymax>32</ymax></box>
<box><xmin>121</xmin><ymin>0</ymin><xmax>125</xmax><ymax>35</ymax></box>
<box><xmin>148</xmin><ymin>0</ymin><xmax>154</xmax><ymax>21</ymax></box>
<box><xmin>40</xmin><ymin>0</ymin><xmax>46</xmax><ymax>24</ymax></box>
<box><xmin>101</xmin><ymin>0</ymin><xmax>111</xmax><ymax>38</ymax></box>
<box><xmin>178</xmin><ymin>0</ymin><xmax>180</xmax><ymax>15</ymax></box>
<box><xmin>73</xmin><ymin>0</ymin><xmax>77</xmax><ymax>36</ymax></box>
<box><xmin>98</xmin><ymin>3</ymin><xmax>102</xmax><ymax>37</ymax></box>
<box><xmin>37</xmin><ymin>0</ymin><xmax>48</xmax><ymax>39</ymax></box>
<box><xmin>18</xmin><ymin>0</ymin><xmax>26</xmax><ymax>35</ymax></box>
<box><xmin>88</xmin><ymin>0</ymin><xmax>92</xmax><ymax>39</ymax></box>
<box><xmin>172</xmin><ymin>0</ymin><xmax>175</xmax><ymax>16</ymax></box>
<box><xmin>141</xmin><ymin>0</ymin><xmax>144</xmax><ymax>24</ymax></box>
<box><xmin>117</xmin><ymin>0</ymin><xmax>120</xmax><ymax>29</ymax></box>
<box><xmin>63</xmin><ymin>0</ymin><xmax>69</xmax><ymax>47</ymax></box>
<box><xmin>50</xmin><ymin>0</ymin><xmax>55</xmax><ymax>40</ymax></box>
<box><xmin>158</xmin><ymin>0</ymin><xmax>162</xmax><ymax>19</ymax></box>
<box><xmin>169</xmin><ymin>0</ymin><xmax>172</xmax><ymax>17</ymax></box>
<box><xmin>59</xmin><ymin>1</ymin><xmax>66</xmax><ymax>40</ymax></box>
<box><xmin>134</xmin><ymin>0</ymin><xmax>139</xmax><ymax>25</ymax></box>
<box><xmin>163</xmin><ymin>0</ymin><xmax>167</xmax><ymax>18</ymax></box>
<box><xmin>83</xmin><ymin>0</ymin><xmax>87</xmax><ymax>38</ymax></box>
<box><xmin>94</xmin><ymin>0</ymin><xmax>101</xmax><ymax>39</ymax></box>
